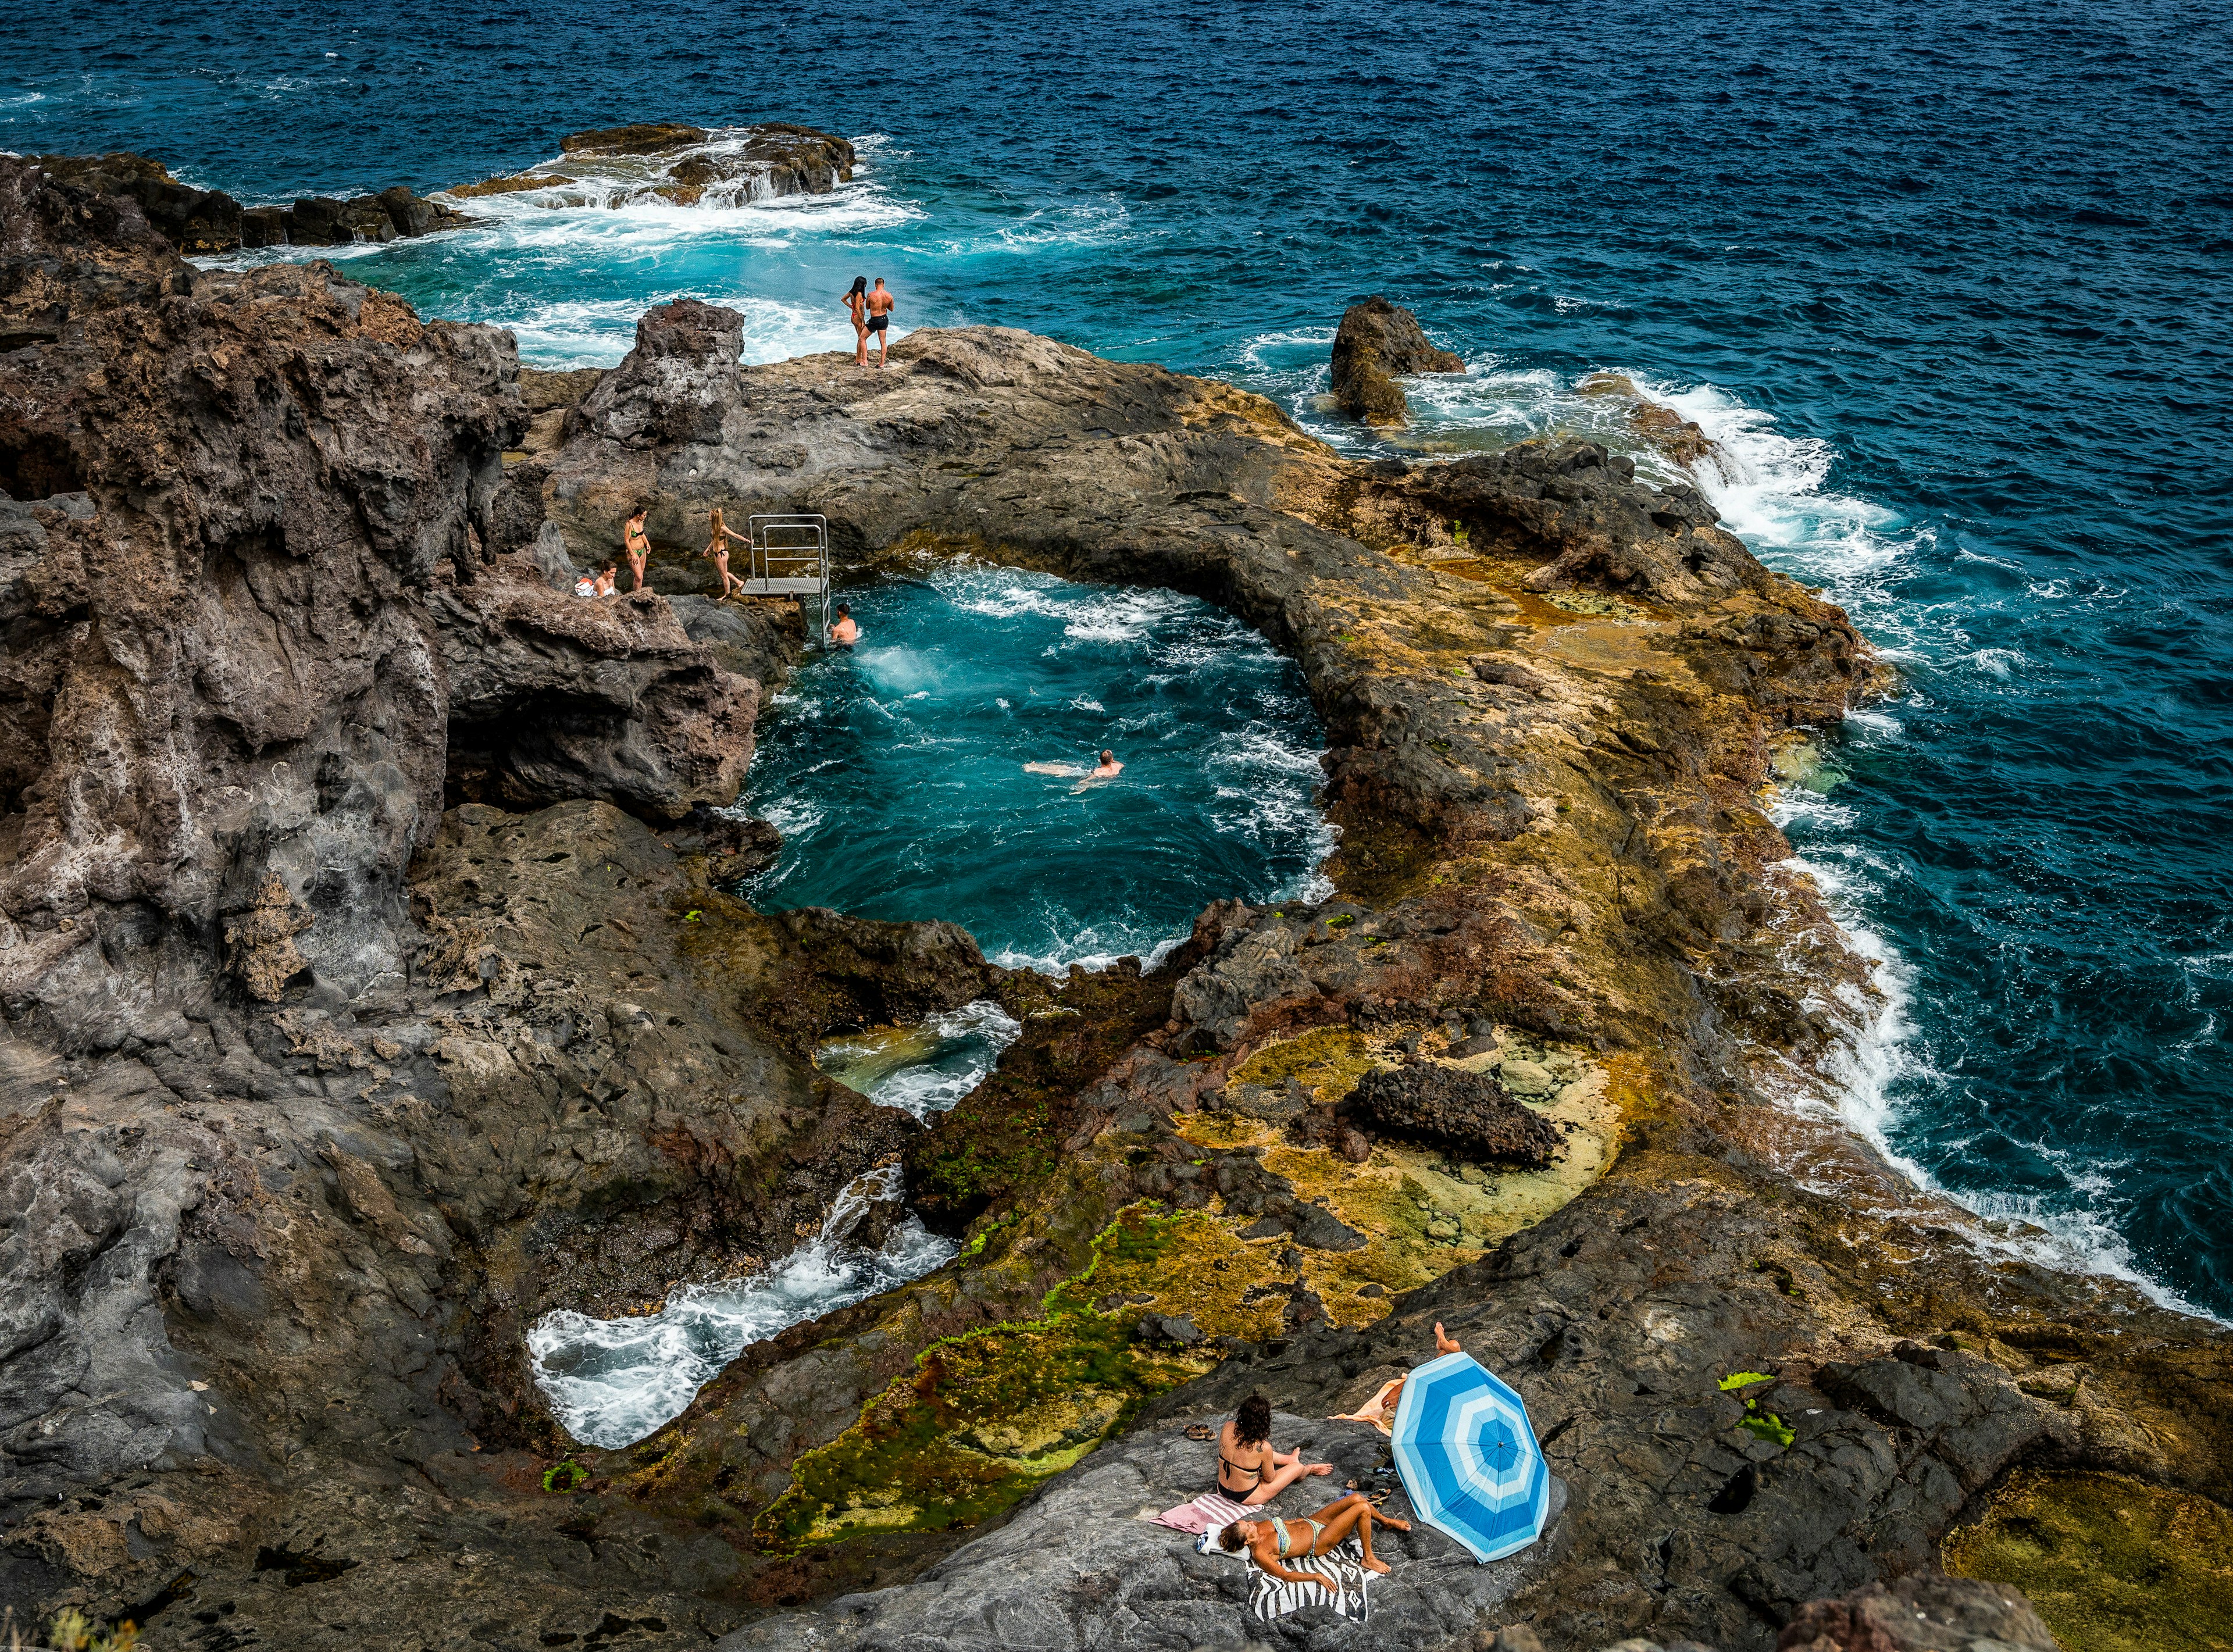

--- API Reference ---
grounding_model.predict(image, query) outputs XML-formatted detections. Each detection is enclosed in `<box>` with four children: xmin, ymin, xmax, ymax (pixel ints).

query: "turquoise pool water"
<box><xmin>740</xmin><ymin>562</ymin><xmax>1332</xmax><ymax>970</ymax></box>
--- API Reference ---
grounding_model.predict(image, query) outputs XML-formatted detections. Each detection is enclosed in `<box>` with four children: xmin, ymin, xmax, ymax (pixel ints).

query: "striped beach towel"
<box><xmin>1194</xmin><ymin>1528</ymin><xmax>1375</xmax><ymax>1623</ymax></box>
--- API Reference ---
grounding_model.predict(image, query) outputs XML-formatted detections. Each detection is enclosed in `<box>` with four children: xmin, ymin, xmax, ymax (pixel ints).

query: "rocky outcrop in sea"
<box><xmin>1</xmin><ymin>151</ymin><xmax>2227</xmax><ymax>1652</ymax></box>
<box><xmin>447</xmin><ymin>122</ymin><xmax>857</xmax><ymax>208</ymax></box>
<box><xmin>1331</xmin><ymin>294</ymin><xmax>1465</xmax><ymax>423</ymax></box>
<box><xmin>27</xmin><ymin>150</ymin><xmax>466</xmax><ymax>250</ymax></box>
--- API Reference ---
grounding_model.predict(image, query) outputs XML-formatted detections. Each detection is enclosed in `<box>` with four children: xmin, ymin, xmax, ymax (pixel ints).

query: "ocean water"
<box><xmin>9</xmin><ymin>0</ymin><xmax>2229</xmax><ymax>1321</ymax></box>
<box><xmin>742</xmin><ymin>563</ymin><xmax>1333</xmax><ymax>969</ymax></box>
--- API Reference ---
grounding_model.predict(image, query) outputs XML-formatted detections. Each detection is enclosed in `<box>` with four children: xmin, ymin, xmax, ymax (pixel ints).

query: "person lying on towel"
<box><xmin>1219</xmin><ymin>1493</ymin><xmax>1412</xmax><ymax>1581</ymax></box>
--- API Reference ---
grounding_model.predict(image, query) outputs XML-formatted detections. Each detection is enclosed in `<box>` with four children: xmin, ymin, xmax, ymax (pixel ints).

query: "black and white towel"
<box><xmin>1195</xmin><ymin>1528</ymin><xmax>1374</xmax><ymax>1623</ymax></box>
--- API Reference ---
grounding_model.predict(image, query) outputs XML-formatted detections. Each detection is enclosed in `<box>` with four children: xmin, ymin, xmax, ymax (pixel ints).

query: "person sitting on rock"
<box><xmin>1218</xmin><ymin>1491</ymin><xmax>1411</xmax><ymax>1580</ymax></box>
<box><xmin>1215</xmin><ymin>1393</ymin><xmax>1334</xmax><ymax>1506</ymax></box>
<box><xmin>622</xmin><ymin>505</ymin><xmax>651</xmax><ymax>592</ymax></box>
<box><xmin>594</xmin><ymin>561</ymin><xmax>620</xmax><ymax>597</ymax></box>
<box><xmin>829</xmin><ymin>605</ymin><xmax>859</xmax><ymax>647</ymax></box>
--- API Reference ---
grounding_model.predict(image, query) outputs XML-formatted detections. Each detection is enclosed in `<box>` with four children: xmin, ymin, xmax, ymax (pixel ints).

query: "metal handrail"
<box><xmin>746</xmin><ymin>513</ymin><xmax>832</xmax><ymax>642</ymax></box>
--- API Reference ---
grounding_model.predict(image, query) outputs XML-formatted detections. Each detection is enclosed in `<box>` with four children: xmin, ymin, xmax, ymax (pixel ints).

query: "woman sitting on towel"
<box><xmin>1219</xmin><ymin>1492</ymin><xmax>1411</xmax><ymax>1581</ymax></box>
<box><xmin>1216</xmin><ymin>1394</ymin><xmax>1334</xmax><ymax>1505</ymax></box>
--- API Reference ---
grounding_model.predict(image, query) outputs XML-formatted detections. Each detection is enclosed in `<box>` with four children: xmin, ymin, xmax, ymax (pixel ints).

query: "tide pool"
<box><xmin>741</xmin><ymin>563</ymin><xmax>1332</xmax><ymax>970</ymax></box>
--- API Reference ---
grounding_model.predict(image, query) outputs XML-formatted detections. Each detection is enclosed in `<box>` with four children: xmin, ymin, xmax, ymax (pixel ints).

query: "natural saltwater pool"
<box><xmin>529</xmin><ymin>566</ymin><xmax>1333</xmax><ymax>1444</ymax></box>
<box><xmin>740</xmin><ymin>562</ymin><xmax>1334</xmax><ymax>970</ymax></box>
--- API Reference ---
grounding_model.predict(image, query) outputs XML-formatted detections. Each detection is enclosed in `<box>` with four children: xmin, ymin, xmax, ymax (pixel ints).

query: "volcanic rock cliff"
<box><xmin>1</xmin><ymin>155</ymin><xmax>2227</xmax><ymax>1652</ymax></box>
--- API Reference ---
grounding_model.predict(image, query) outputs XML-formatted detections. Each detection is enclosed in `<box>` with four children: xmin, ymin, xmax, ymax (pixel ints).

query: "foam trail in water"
<box><xmin>527</xmin><ymin>1165</ymin><xmax>956</xmax><ymax>1448</ymax></box>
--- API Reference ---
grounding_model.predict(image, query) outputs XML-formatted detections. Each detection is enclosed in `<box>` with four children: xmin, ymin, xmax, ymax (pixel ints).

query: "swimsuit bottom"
<box><xmin>867</xmin><ymin>313</ymin><xmax>889</xmax><ymax>332</ymax></box>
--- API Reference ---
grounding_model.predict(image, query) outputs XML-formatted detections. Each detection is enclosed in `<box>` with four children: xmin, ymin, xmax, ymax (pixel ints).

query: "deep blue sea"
<box><xmin>9</xmin><ymin>0</ymin><xmax>2229</xmax><ymax>1321</ymax></box>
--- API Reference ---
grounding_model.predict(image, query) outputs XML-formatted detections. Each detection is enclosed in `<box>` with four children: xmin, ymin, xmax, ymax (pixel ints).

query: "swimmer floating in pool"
<box><xmin>1023</xmin><ymin>750</ymin><xmax>1123</xmax><ymax>792</ymax></box>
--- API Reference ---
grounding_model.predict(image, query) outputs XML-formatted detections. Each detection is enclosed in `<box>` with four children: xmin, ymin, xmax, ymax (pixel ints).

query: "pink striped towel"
<box><xmin>1149</xmin><ymin>1492</ymin><xmax>1254</xmax><ymax>1535</ymax></box>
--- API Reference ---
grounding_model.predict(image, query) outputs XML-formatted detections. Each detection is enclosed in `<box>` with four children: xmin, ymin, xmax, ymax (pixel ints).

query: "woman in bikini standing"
<box><xmin>622</xmin><ymin>504</ymin><xmax>651</xmax><ymax>593</ymax></box>
<box><xmin>1215</xmin><ymin>1393</ymin><xmax>1335</xmax><ymax>1506</ymax></box>
<box><xmin>704</xmin><ymin>506</ymin><xmax>748</xmax><ymax>601</ymax></box>
<box><xmin>1218</xmin><ymin>1492</ymin><xmax>1411</xmax><ymax>1582</ymax></box>
<box><xmin>844</xmin><ymin>276</ymin><xmax>869</xmax><ymax>366</ymax></box>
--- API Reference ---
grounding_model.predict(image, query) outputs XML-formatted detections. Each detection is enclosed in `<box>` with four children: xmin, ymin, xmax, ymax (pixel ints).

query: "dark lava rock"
<box><xmin>562</xmin><ymin>122</ymin><xmax>712</xmax><ymax>156</ymax></box>
<box><xmin>1775</xmin><ymin>1567</ymin><xmax>2063</xmax><ymax>1651</ymax></box>
<box><xmin>457</xmin><ymin>123</ymin><xmax>857</xmax><ymax>208</ymax></box>
<box><xmin>1293</xmin><ymin>1203</ymin><xmax>1368</xmax><ymax>1252</ymax></box>
<box><xmin>721</xmin><ymin>1414</ymin><xmax>1569</xmax><ymax>1651</ymax></box>
<box><xmin>31</xmin><ymin>151</ymin><xmax>464</xmax><ymax>252</ymax></box>
<box><xmin>30</xmin><ymin>151</ymin><xmax>241</xmax><ymax>251</ymax></box>
<box><xmin>1347</xmin><ymin>1064</ymin><xmax>1563</xmax><ymax>1168</ymax></box>
<box><xmin>1135</xmin><ymin>1314</ymin><xmax>1205</xmax><ymax>1348</ymax></box>
<box><xmin>1330</xmin><ymin>294</ymin><xmax>1465</xmax><ymax>425</ymax></box>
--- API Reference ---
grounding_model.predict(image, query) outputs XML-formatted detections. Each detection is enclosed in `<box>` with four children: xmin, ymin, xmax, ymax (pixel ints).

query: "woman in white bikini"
<box><xmin>704</xmin><ymin>507</ymin><xmax>747</xmax><ymax>601</ymax></box>
<box><xmin>1218</xmin><ymin>1492</ymin><xmax>1411</xmax><ymax>1582</ymax></box>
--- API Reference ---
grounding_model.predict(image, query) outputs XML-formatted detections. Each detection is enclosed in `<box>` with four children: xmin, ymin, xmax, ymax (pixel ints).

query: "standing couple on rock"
<box><xmin>844</xmin><ymin>276</ymin><xmax>896</xmax><ymax>367</ymax></box>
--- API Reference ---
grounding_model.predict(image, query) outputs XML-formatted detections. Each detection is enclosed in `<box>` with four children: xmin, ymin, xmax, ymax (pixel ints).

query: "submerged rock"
<box><xmin>1578</xmin><ymin>370</ymin><xmax>1726</xmax><ymax>472</ymax></box>
<box><xmin>1330</xmin><ymin>293</ymin><xmax>1465</xmax><ymax>424</ymax></box>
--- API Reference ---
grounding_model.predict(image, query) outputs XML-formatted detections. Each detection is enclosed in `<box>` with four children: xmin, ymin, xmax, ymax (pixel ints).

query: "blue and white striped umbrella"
<box><xmin>1389</xmin><ymin>1351</ymin><xmax>1549</xmax><ymax>1562</ymax></box>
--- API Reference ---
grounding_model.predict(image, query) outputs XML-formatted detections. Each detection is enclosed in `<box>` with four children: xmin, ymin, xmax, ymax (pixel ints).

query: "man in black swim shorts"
<box><xmin>864</xmin><ymin>277</ymin><xmax>896</xmax><ymax>367</ymax></box>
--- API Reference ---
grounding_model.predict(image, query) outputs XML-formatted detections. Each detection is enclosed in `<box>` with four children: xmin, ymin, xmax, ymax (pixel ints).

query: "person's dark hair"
<box><xmin>848</xmin><ymin>276</ymin><xmax>867</xmax><ymax>297</ymax></box>
<box><xmin>1234</xmin><ymin>1394</ymin><xmax>1272</xmax><ymax>1447</ymax></box>
<box><xmin>1218</xmin><ymin>1522</ymin><xmax>1250</xmax><ymax>1553</ymax></box>
<box><xmin>838</xmin><ymin>604</ymin><xmax>850</xmax><ymax>615</ymax></box>
<box><xmin>599</xmin><ymin>561</ymin><xmax>616</xmax><ymax>574</ymax></box>
<box><xmin>629</xmin><ymin>503</ymin><xmax>647</xmax><ymax>519</ymax></box>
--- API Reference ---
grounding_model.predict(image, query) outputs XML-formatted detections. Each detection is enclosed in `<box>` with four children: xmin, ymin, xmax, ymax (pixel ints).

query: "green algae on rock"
<box><xmin>1944</xmin><ymin>1468</ymin><xmax>2233</xmax><ymax>1652</ymax></box>
<box><xmin>753</xmin><ymin>1206</ymin><xmax>1221</xmax><ymax>1550</ymax></box>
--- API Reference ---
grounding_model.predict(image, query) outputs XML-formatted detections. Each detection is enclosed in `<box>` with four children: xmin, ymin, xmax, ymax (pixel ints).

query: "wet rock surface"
<box><xmin>3</xmin><ymin>159</ymin><xmax>2226</xmax><ymax>1652</ymax></box>
<box><xmin>450</xmin><ymin>121</ymin><xmax>856</xmax><ymax>208</ymax></box>
<box><xmin>1330</xmin><ymin>295</ymin><xmax>1466</xmax><ymax>424</ymax></box>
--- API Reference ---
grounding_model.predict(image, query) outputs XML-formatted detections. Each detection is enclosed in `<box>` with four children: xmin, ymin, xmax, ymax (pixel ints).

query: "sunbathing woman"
<box><xmin>1330</xmin><ymin>1321</ymin><xmax>1465</xmax><ymax>1435</ymax></box>
<box><xmin>1215</xmin><ymin>1393</ymin><xmax>1333</xmax><ymax>1506</ymax></box>
<box><xmin>1219</xmin><ymin>1492</ymin><xmax>1412</xmax><ymax>1581</ymax></box>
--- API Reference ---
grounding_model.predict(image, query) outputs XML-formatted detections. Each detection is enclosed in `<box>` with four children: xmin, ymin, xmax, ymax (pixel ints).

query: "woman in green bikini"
<box><xmin>1218</xmin><ymin>1492</ymin><xmax>1411</xmax><ymax>1582</ymax></box>
<box><xmin>622</xmin><ymin>505</ymin><xmax>651</xmax><ymax>593</ymax></box>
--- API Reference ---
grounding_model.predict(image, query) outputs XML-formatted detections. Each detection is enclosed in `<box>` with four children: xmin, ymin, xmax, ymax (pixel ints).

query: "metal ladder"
<box><xmin>740</xmin><ymin>513</ymin><xmax>832</xmax><ymax>643</ymax></box>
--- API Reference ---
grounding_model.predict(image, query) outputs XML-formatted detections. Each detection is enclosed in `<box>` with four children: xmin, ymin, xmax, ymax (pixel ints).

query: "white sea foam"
<box><xmin>527</xmin><ymin>1165</ymin><xmax>957</xmax><ymax>1448</ymax></box>
<box><xmin>818</xmin><ymin>999</ymin><xmax>1021</xmax><ymax>1120</ymax></box>
<box><xmin>1690</xmin><ymin>381</ymin><xmax>2223</xmax><ymax>1323</ymax></box>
